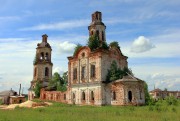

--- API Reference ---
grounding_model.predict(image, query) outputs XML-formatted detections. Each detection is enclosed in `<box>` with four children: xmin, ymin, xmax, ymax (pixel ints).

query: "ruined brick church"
<box><xmin>29</xmin><ymin>11</ymin><xmax>145</xmax><ymax>106</ymax></box>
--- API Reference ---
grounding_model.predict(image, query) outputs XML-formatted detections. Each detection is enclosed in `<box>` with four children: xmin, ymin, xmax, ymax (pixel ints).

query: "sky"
<box><xmin>0</xmin><ymin>0</ymin><xmax>180</xmax><ymax>94</ymax></box>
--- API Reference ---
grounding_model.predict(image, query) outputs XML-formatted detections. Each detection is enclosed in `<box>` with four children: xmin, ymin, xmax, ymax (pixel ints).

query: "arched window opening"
<box><xmin>96</xmin><ymin>14</ymin><xmax>98</xmax><ymax>20</ymax></box>
<box><xmin>43</xmin><ymin>94</ymin><xmax>46</xmax><ymax>99</ymax></box>
<box><xmin>128</xmin><ymin>91</ymin><xmax>132</xmax><ymax>102</ymax></box>
<box><xmin>45</xmin><ymin>67</ymin><xmax>49</xmax><ymax>77</ymax></box>
<box><xmin>73</xmin><ymin>68</ymin><xmax>77</xmax><ymax>80</ymax></box>
<box><xmin>64</xmin><ymin>94</ymin><xmax>66</xmax><ymax>100</ymax></box>
<box><xmin>96</xmin><ymin>30</ymin><xmax>99</xmax><ymax>40</ymax></box>
<box><xmin>73</xmin><ymin>93</ymin><xmax>75</xmax><ymax>100</ymax></box>
<box><xmin>51</xmin><ymin>94</ymin><xmax>53</xmax><ymax>100</ymax></box>
<box><xmin>40</xmin><ymin>52</ymin><xmax>44</xmax><ymax>60</ymax></box>
<box><xmin>113</xmin><ymin>91</ymin><xmax>116</xmax><ymax>100</ymax></box>
<box><xmin>91</xmin><ymin>31</ymin><xmax>93</xmax><ymax>36</ymax></box>
<box><xmin>102</xmin><ymin>31</ymin><xmax>104</xmax><ymax>41</ymax></box>
<box><xmin>91</xmin><ymin>91</ymin><xmax>94</xmax><ymax>101</ymax></box>
<box><xmin>81</xmin><ymin>66</ymin><xmax>85</xmax><ymax>80</ymax></box>
<box><xmin>34</xmin><ymin>68</ymin><xmax>37</xmax><ymax>77</ymax></box>
<box><xmin>96</xmin><ymin>30</ymin><xmax>99</xmax><ymax>36</ymax></box>
<box><xmin>56</xmin><ymin>94</ymin><xmax>58</xmax><ymax>100</ymax></box>
<box><xmin>82</xmin><ymin>52</ymin><xmax>85</xmax><ymax>57</ymax></box>
<box><xmin>82</xmin><ymin>91</ymin><xmax>85</xmax><ymax>100</ymax></box>
<box><xmin>140</xmin><ymin>90</ymin><xmax>142</xmax><ymax>99</ymax></box>
<box><xmin>90</xmin><ymin>65</ymin><xmax>95</xmax><ymax>78</ymax></box>
<box><xmin>45</xmin><ymin>53</ymin><xmax>48</xmax><ymax>61</ymax></box>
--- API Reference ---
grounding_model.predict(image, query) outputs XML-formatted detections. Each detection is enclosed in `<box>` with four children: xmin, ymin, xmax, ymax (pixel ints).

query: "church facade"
<box><xmin>37</xmin><ymin>11</ymin><xmax>145</xmax><ymax>106</ymax></box>
<box><xmin>66</xmin><ymin>11</ymin><xmax>145</xmax><ymax>105</ymax></box>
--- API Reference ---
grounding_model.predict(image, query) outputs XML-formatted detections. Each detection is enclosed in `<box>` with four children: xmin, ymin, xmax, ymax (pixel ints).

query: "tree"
<box><xmin>87</xmin><ymin>35</ymin><xmax>100</xmax><ymax>51</ymax></box>
<box><xmin>48</xmin><ymin>72</ymin><xmax>67</xmax><ymax>92</ymax></box>
<box><xmin>144</xmin><ymin>82</ymin><xmax>151</xmax><ymax>105</ymax></box>
<box><xmin>57</xmin><ymin>71</ymin><xmax>68</xmax><ymax>92</ymax></box>
<box><xmin>73</xmin><ymin>44</ymin><xmax>82</xmax><ymax>56</ymax></box>
<box><xmin>164</xmin><ymin>88</ymin><xmax>168</xmax><ymax>91</ymax></box>
<box><xmin>101</xmin><ymin>41</ymin><xmax>109</xmax><ymax>50</ymax></box>
<box><xmin>62</xmin><ymin>71</ymin><xmax>68</xmax><ymax>85</ymax></box>
<box><xmin>106</xmin><ymin>61</ymin><xmax>131</xmax><ymax>82</ymax></box>
<box><xmin>109</xmin><ymin>41</ymin><xmax>120</xmax><ymax>50</ymax></box>
<box><xmin>33</xmin><ymin>81</ymin><xmax>41</xmax><ymax>98</ymax></box>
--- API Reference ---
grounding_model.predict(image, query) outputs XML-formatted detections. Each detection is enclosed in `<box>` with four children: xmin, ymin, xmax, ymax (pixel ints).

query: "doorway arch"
<box><xmin>128</xmin><ymin>91</ymin><xmax>132</xmax><ymax>102</ymax></box>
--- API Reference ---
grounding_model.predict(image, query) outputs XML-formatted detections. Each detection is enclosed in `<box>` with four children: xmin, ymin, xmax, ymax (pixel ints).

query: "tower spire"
<box><xmin>88</xmin><ymin>11</ymin><xmax>106</xmax><ymax>42</ymax></box>
<box><xmin>42</xmin><ymin>34</ymin><xmax>48</xmax><ymax>43</ymax></box>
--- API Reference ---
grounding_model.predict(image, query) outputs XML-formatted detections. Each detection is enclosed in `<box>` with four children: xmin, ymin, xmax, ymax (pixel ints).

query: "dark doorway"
<box><xmin>128</xmin><ymin>91</ymin><xmax>132</xmax><ymax>102</ymax></box>
<box><xmin>19</xmin><ymin>99</ymin><xmax>22</xmax><ymax>103</ymax></box>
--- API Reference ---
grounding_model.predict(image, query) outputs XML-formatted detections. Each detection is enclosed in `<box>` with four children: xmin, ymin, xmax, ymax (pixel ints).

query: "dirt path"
<box><xmin>0</xmin><ymin>101</ymin><xmax>53</xmax><ymax>110</ymax></box>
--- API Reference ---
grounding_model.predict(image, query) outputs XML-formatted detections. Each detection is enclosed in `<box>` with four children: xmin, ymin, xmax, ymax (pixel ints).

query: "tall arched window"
<box><xmin>82</xmin><ymin>91</ymin><xmax>85</xmax><ymax>100</ymax></box>
<box><xmin>45</xmin><ymin>67</ymin><xmax>49</xmax><ymax>77</ymax></box>
<box><xmin>64</xmin><ymin>94</ymin><xmax>66</xmax><ymax>100</ymax></box>
<box><xmin>73</xmin><ymin>93</ymin><xmax>75</xmax><ymax>100</ymax></box>
<box><xmin>102</xmin><ymin>31</ymin><xmax>104</xmax><ymax>41</ymax></box>
<box><xmin>96</xmin><ymin>30</ymin><xmax>99</xmax><ymax>40</ymax></box>
<box><xmin>140</xmin><ymin>90</ymin><xmax>142</xmax><ymax>99</ymax></box>
<box><xmin>113</xmin><ymin>91</ymin><xmax>116</xmax><ymax>100</ymax></box>
<box><xmin>91</xmin><ymin>91</ymin><xmax>94</xmax><ymax>101</ymax></box>
<box><xmin>45</xmin><ymin>53</ymin><xmax>48</xmax><ymax>60</ymax></box>
<box><xmin>40</xmin><ymin>52</ymin><xmax>44</xmax><ymax>60</ymax></box>
<box><xmin>34</xmin><ymin>68</ymin><xmax>37</xmax><ymax>77</ymax></box>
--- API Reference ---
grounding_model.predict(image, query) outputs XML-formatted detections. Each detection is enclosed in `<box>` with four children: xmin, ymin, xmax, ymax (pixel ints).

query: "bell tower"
<box><xmin>88</xmin><ymin>11</ymin><xmax>106</xmax><ymax>42</ymax></box>
<box><xmin>28</xmin><ymin>34</ymin><xmax>53</xmax><ymax>100</ymax></box>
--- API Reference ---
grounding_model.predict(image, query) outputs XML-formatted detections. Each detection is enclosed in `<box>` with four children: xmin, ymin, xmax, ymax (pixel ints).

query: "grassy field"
<box><xmin>0</xmin><ymin>101</ymin><xmax>179</xmax><ymax>121</ymax></box>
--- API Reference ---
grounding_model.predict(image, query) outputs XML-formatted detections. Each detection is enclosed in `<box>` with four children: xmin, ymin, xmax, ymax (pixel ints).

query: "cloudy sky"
<box><xmin>0</xmin><ymin>0</ymin><xmax>179</xmax><ymax>93</ymax></box>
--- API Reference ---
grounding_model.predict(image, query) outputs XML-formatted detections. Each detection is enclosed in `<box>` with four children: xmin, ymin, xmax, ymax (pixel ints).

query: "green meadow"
<box><xmin>0</xmin><ymin>100</ymin><xmax>179</xmax><ymax>121</ymax></box>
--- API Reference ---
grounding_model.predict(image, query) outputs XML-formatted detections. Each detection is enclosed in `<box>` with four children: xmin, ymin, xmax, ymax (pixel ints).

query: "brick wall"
<box><xmin>40</xmin><ymin>89</ymin><xmax>68</xmax><ymax>103</ymax></box>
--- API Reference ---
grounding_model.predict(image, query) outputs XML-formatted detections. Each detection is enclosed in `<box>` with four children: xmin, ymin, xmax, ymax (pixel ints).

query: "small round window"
<box><xmin>82</xmin><ymin>52</ymin><xmax>85</xmax><ymax>57</ymax></box>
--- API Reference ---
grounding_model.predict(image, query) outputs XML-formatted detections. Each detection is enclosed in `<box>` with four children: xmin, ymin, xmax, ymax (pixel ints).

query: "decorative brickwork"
<box><xmin>40</xmin><ymin>89</ymin><xmax>68</xmax><ymax>103</ymax></box>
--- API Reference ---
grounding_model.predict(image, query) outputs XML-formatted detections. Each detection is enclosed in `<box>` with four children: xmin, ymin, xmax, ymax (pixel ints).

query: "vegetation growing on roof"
<box><xmin>73</xmin><ymin>37</ymin><xmax>120</xmax><ymax>55</ymax></box>
<box><xmin>109</xmin><ymin>41</ymin><xmax>120</xmax><ymax>50</ymax></box>
<box><xmin>101</xmin><ymin>41</ymin><xmax>109</xmax><ymax>50</ymax></box>
<box><xmin>73</xmin><ymin>44</ymin><xmax>82</xmax><ymax>56</ymax></box>
<box><xmin>87</xmin><ymin>35</ymin><xmax>109</xmax><ymax>51</ymax></box>
<box><xmin>106</xmin><ymin>61</ymin><xmax>132</xmax><ymax>82</ymax></box>
<box><xmin>87</xmin><ymin>35</ymin><xmax>100</xmax><ymax>51</ymax></box>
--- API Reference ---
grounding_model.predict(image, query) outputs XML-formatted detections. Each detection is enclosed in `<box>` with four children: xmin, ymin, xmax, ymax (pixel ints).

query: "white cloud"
<box><xmin>130</xmin><ymin>36</ymin><xmax>155</xmax><ymax>53</ymax></box>
<box><xmin>57</xmin><ymin>41</ymin><xmax>76</xmax><ymax>54</ymax></box>
<box><xmin>19</xmin><ymin>19</ymin><xmax>90</xmax><ymax>31</ymax></box>
<box><xmin>147</xmin><ymin>73</ymin><xmax>180</xmax><ymax>91</ymax></box>
<box><xmin>120</xmin><ymin>30</ymin><xmax>180</xmax><ymax>58</ymax></box>
<box><xmin>53</xmin><ymin>67</ymin><xmax>67</xmax><ymax>75</ymax></box>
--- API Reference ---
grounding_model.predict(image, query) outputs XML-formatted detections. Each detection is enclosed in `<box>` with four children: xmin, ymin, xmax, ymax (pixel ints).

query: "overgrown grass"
<box><xmin>0</xmin><ymin>100</ymin><xmax>179</xmax><ymax>121</ymax></box>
